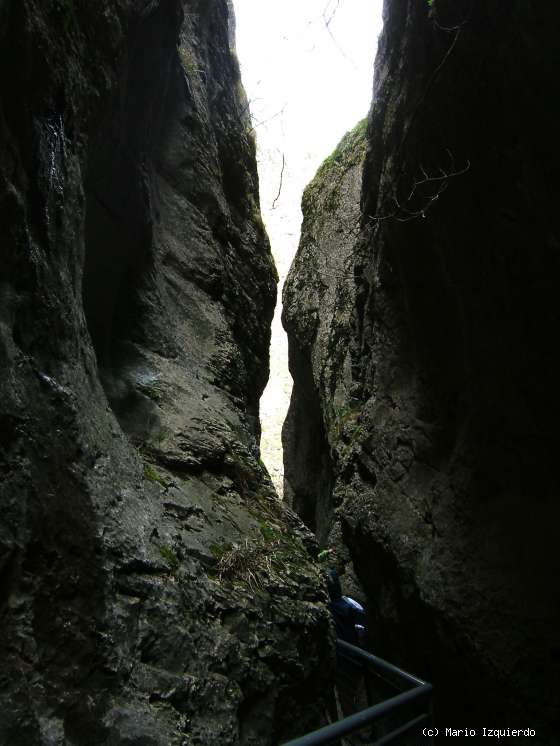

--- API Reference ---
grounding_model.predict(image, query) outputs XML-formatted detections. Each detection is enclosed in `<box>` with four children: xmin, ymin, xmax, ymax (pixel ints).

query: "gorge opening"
<box><xmin>233</xmin><ymin>0</ymin><xmax>383</xmax><ymax>496</ymax></box>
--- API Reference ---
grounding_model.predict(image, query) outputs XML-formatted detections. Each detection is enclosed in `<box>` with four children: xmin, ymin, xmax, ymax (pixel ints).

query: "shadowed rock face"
<box><xmin>0</xmin><ymin>1</ymin><xmax>331</xmax><ymax>743</ymax></box>
<box><xmin>283</xmin><ymin>121</ymin><xmax>366</xmax><ymax>555</ymax></box>
<box><xmin>283</xmin><ymin>0</ymin><xmax>560</xmax><ymax>739</ymax></box>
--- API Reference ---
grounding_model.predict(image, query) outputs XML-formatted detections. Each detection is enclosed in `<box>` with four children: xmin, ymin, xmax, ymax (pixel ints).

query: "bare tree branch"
<box><xmin>321</xmin><ymin>0</ymin><xmax>357</xmax><ymax>68</ymax></box>
<box><xmin>272</xmin><ymin>153</ymin><xmax>285</xmax><ymax>210</ymax></box>
<box><xmin>432</xmin><ymin>0</ymin><xmax>473</xmax><ymax>33</ymax></box>
<box><xmin>405</xmin><ymin>149</ymin><xmax>470</xmax><ymax>203</ymax></box>
<box><xmin>239</xmin><ymin>96</ymin><xmax>263</xmax><ymax>119</ymax></box>
<box><xmin>249</xmin><ymin>104</ymin><xmax>287</xmax><ymax>132</ymax></box>
<box><xmin>367</xmin><ymin>150</ymin><xmax>470</xmax><ymax>225</ymax></box>
<box><xmin>396</xmin><ymin>3</ymin><xmax>473</xmax><ymax>160</ymax></box>
<box><xmin>397</xmin><ymin>27</ymin><xmax>462</xmax><ymax>160</ymax></box>
<box><xmin>323</xmin><ymin>0</ymin><xmax>341</xmax><ymax>29</ymax></box>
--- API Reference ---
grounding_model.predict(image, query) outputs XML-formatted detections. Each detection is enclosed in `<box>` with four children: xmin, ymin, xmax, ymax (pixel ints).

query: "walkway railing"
<box><xmin>281</xmin><ymin>640</ymin><xmax>433</xmax><ymax>746</ymax></box>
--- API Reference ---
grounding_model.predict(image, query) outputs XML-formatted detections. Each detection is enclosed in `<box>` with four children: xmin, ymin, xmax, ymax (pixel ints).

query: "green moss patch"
<box><xmin>302</xmin><ymin>118</ymin><xmax>367</xmax><ymax>217</ymax></box>
<box><xmin>143</xmin><ymin>463</ymin><xmax>168</xmax><ymax>487</ymax></box>
<box><xmin>158</xmin><ymin>545</ymin><xmax>180</xmax><ymax>571</ymax></box>
<box><xmin>314</xmin><ymin>118</ymin><xmax>367</xmax><ymax>180</ymax></box>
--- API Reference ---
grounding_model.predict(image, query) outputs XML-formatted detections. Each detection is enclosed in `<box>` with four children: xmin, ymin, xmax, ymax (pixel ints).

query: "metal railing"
<box><xmin>281</xmin><ymin>640</ymin><xmax>433</xmax><ymax>746</ymax></box>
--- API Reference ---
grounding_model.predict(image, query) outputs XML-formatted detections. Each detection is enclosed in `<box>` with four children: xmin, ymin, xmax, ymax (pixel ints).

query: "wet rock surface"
<box><xmin>0</xmin><ymin>1</ymin><xmax>331</xmax><ymax>743</ymax></box>
<box><xmin>283</xmin><ymin>1</ymin><xmax>560</xmax><ymax>740</ymax></box>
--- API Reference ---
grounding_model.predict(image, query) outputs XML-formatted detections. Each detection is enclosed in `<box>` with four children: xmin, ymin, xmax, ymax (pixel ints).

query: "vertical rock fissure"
<box><xmin>282</xmin><ymin>342</ymin><xmax>334</xmax><ymax>544</ymax></box>
<box><xmin>82</xmin><ymin>2</ymin><xmax>182</xmax><ymax>408</ymax></box>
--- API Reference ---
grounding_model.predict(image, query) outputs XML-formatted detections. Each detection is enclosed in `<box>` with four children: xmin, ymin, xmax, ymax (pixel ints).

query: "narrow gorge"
<box><xmin>1</xmin><ymin>0</ymin><xmax>558</xmax><ymax>744</ymax></box>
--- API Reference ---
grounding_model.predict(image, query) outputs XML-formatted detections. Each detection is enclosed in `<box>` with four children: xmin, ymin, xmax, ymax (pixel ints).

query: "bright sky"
<box><xmin>233</xmin><ymin>0</ymin><xmax>384</xmax><ymax>494</ymax></box>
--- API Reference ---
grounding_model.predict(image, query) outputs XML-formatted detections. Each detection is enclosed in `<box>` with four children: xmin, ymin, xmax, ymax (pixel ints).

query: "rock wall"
<box><xmin>0</xmin><ymin>2</ymin><xmax>331</xmax><ymax>743</ymax></box>
<box><xmin>283</xmin><ymin>0</ymin><xmax>559</xmax><ymax>739</ymax></box>
<box><xmin>283</xmin><ymin>120</ymin><xmax>366</xmax><ymax>574</ymax></box>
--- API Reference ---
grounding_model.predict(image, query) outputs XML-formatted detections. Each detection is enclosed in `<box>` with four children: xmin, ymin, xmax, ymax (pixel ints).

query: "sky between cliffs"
<box><xmin>233</xmin><ymin>0</ymin><xmax>383</xmax><ymax>495</ymax></box>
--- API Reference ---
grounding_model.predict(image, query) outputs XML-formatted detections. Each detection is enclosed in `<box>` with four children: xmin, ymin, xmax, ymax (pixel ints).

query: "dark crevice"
<box><xmin>82</xmin><ymin>2</ymin><xmax>183</xmax><ymax>429</ymax></box>
<box><xmin>282</xmin><ymin>341</ymin><xmax>334</xmax><ymax>545</ymax></box>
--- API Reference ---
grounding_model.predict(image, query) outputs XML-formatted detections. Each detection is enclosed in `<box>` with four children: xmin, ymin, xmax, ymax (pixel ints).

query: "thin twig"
<box><xmin>321</xmin><ymin>0</ymin><xmax>357</xmax><ymax>68</ymax></box>
<box><xmin>323</xmin><ymin>0</ymin><xmax>340</xmax><ymax>29</ymax></box>
<box><xmin>249</xmin><ymin>104</ymin><xmax>286</xmax><ymax>132</ymax></box>
<box><xmin>398</xmin><ymin>26</ymin><xmax>462</xmax><ymax>159</ymax></box>
<box><xmin>367</xmin><ymin>150</ymin><xmax>470</xmax><ymax>225</ymax></box>
<box><xmin>239</xmin><ymin>96</ymin><xmax>263</xmax><ymax>118</ymax></box>
<box><xmin>272</xmin><ymin>153</ymin><xmax>285</xmax><ymax>210</ymax></box>
<box><xmin>432</xmin><ymin>0</ymin><xmax>473</xmax><ymax>33</ymax></box>
<box><xmin>406</xmin><ymin>149</ymin><xmax>470</xmax><ymax>202</ymax></box>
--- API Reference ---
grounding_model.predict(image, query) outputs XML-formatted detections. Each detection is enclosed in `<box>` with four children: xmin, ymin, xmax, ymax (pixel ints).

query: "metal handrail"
<box><xmin>337</xmin><ymin>640</ymin><xmax>428</xmax><ymax>688</ymax></box>
<box><xmin>281</xmin><ymin>640</ymin><xmax>433</xmax><ymax>746</ymax></box>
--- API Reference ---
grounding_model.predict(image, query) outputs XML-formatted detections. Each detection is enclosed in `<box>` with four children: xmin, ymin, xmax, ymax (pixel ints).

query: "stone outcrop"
<box><xmin>283</xmin><ymin>1</ymin><xmax>559</xmax><ymax>740</ymax></box>
<box><xmin>283</xmin><ymin>120</ymin><xmax>366</xmax><ymax>593</ymax></box>
<box><xmin>0</xmin><ymin>2</ymin><xmax>331</xmax><ymax>743</ymax></box>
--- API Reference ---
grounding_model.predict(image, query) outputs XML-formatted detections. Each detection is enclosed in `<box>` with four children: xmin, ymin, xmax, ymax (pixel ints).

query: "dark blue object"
<box><xmin>326</xmin><ymin>568</ymin><xmax>366</xmax><ymax>645</ymax></box>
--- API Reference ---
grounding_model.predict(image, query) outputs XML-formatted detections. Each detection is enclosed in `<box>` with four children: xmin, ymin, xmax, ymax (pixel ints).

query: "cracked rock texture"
<box><xmin>0</xmin><ymin>1</ymin><xmax>332</xmax><ymax>743</ymax></box>
<box><xmin>283</xmin><ymin>1</ymin><xmax>559</xmax><ymax>740</ymax></box>
<box><xmin>283</xmin><ymin>120</ymin><xmax>366</xmax><ymax>574</ymax></box>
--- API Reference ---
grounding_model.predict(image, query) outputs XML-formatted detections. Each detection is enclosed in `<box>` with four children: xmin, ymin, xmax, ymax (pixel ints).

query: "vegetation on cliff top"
<box><xmin>302</xmin><ymin>118</ymin><xmax>367</xmax><ymax>216</ymax></box>
<box><xmin>314</xmin><ymin>118</ymin><xmax>367</xmax><ymax>180</ymax></box>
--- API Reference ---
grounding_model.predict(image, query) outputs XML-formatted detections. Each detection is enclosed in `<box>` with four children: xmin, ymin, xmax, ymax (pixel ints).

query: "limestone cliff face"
<box><xmin>0</xmin><ymin>2</ymin><xmax>331</xmax><ymax>743</ymax></box>
<box><xmin>284</xmin><ymin>0</ymin><xmax>559</xmax><ymax>739</ymax></box>
<box><xmin>283</xmin><ymin>121</ymin><xmax>366</xmax><ymax>578</ymax></box>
